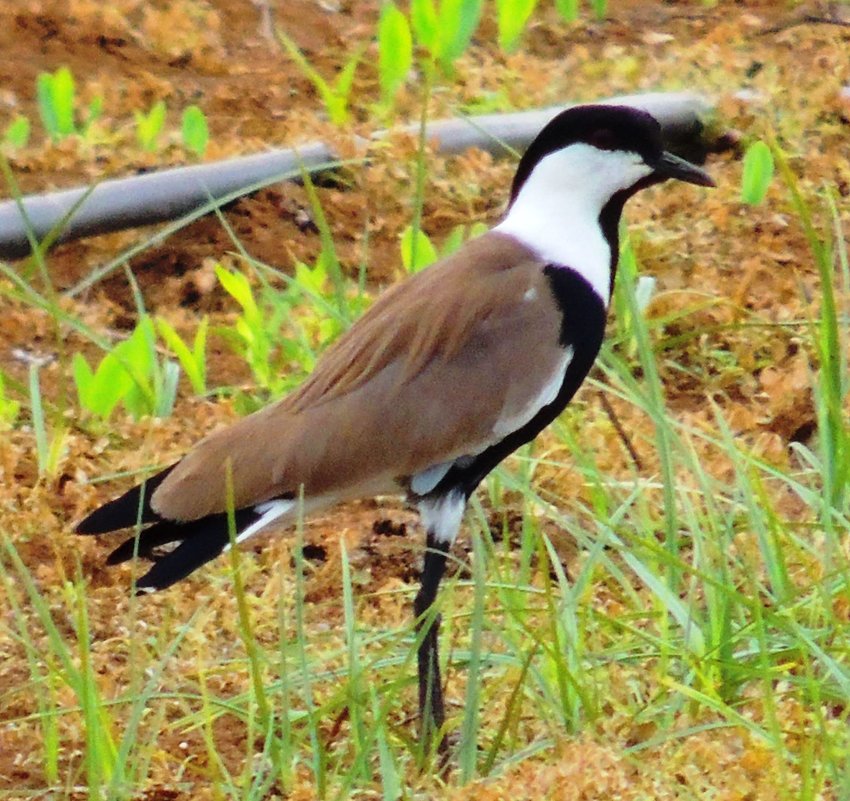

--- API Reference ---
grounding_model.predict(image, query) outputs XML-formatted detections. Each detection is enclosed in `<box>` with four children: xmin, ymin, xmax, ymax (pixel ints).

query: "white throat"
<box><xmin>494</xmin><ymin>144</ymin><xmax>653</xmax><ymax>305</ymax></box>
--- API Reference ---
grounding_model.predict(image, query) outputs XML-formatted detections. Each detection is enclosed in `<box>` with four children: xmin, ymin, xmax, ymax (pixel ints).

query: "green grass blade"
<box><xmin>378</xmin><ymin>3</ymin><xmax>413</xmax><ymax>105</ymax></box>
<box><xmin>458</xmin><ymin>528</ymin><xmax>486</xmax><ymax>781</ymax></box>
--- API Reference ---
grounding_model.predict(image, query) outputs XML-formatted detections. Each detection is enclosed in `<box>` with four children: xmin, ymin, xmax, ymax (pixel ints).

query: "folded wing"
<box><xmin>151</xmin><ymin>232</ymin><xmax>570</xmax><ymax>521</ymax></box>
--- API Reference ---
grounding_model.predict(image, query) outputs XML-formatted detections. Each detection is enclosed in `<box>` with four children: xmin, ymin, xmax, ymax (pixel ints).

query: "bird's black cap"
<box><xmin>510</xmin><ymin>104</ymin><xmax>713</xmax><ymax>203</ymax></box>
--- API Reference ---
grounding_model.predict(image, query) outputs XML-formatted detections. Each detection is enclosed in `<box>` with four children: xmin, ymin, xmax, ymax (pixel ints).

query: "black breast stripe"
<box><xmin>429</xmin><ymin>266</ymin><xmax>607</xmax><ymax>498</ymax></box>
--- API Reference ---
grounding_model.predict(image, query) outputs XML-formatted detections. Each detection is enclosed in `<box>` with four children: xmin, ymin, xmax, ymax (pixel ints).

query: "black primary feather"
<box><xmin>119</xmin><ymin>507</ymin><xmax>264</xmax><ymax>592</ymax></box>
<box><xmin>75</xmin><ymin>464</ymin><xmax>176</xmax><ymax>534</ymax></box>
<box><xmin>105</xmin><ymin>517</ymin><xmax>198</xmax><ymax>565</ymax></box>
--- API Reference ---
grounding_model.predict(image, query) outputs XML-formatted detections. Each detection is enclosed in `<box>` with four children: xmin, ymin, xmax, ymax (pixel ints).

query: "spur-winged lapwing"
<box><xmin>76</xmin><ymin>104</ymin><xmax>713</xmax><ymax>749</ymax></box>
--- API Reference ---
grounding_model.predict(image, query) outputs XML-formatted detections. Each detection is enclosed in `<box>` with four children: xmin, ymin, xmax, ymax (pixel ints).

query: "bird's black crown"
<box><xmin>509</xmin><ymin>105</ymin><xmax>664</xmax><ymax>204</ymax></box>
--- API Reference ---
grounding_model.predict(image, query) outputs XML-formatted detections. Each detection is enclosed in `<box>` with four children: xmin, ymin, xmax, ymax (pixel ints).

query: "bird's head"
<box><xmin>508</xmin><ymin>104</ymin><xmax>714</xmax><ymax>212</ymax></box>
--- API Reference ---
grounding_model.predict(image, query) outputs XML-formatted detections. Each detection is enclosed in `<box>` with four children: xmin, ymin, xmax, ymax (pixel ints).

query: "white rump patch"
<box><xmin>411</xmin><ymin>462</ymin><xmax>453</xmax><ymax>496</ymax></box>
<box><xmin>411</xmin><ymin>454</ymin><xmax>477</xmax><ymax>497</ymax></box>
<box><xmin>419</xmin><ymin>491</ymin><xmax>466</xmax><ymax>545</ymax></box>
<box><xmin>222</xmin><ymin>498</ymin><xmax>295</xmax><ymax>552</ymax></box>
<box><xmin>495</xmin><ymin>144</ymin><xmax>653</xmax><ymax>305</ymax></box>
<box><xmin>493</xmin><ymin>346</ymin><xmax>574</xmax><ymax>438</ymax></box>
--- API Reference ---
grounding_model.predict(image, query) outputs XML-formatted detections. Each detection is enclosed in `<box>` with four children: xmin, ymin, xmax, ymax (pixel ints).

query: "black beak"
<box><xmin>653</xmin><ymin>151</ymin><xmax>715</xmax><ymax>187</ymax></box>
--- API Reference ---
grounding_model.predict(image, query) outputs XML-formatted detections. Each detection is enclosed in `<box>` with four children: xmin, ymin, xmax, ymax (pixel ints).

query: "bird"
<box><xmin>75</xmin><ymin>103</ymin><xmax>713</xmax><ymax>751</ymax></box>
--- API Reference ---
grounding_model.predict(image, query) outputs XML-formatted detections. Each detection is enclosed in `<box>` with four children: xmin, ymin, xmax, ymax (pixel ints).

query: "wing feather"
<box><xmin>152</xmin><ymin>232</ymin><xmax>571</xmax><ymax>521</ymax></box>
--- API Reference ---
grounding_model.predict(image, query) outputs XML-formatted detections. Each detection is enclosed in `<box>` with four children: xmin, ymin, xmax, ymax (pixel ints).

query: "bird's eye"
<box><xmin>589</xmin><ymin>129</ymin><xmax>617</xmax><ymax>151</ymax></box>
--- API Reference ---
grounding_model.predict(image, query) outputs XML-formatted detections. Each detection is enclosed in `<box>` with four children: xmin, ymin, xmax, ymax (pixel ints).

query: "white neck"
<box><xmin>494</xmin><ymin>144</ymin><xmax>653</xmax><ymax>305</ymax></box>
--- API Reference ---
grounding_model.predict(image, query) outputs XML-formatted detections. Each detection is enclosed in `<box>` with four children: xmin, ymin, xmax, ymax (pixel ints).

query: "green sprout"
<box><xmin>0</xmin><ymin>369</ymin><xmax>20</xmax><ymax>428</ymax></box>
<box><xmin>156</xmin><ymin>316</ymin><xmax>208</xmax><ymax>396</ymax></box>
<box><xmin>400</xmin><ymin>225</ymin><xmax>438</xmax><ymax>273</ymax></box>
<box><xmin>589</xmin><ymin>0</ymin><xmax>607</xmax><ymax>19</ymax></box>
<box><xmin>3</xmin><ymin>115</ymin><xmax>31</xmax><ymax>150</ymax></box>
<box><xmin>181</xmin><ymin>105</ymin><xmax>210</xmax><ymax>157</ymax></box>
<box><xmin>556</xmin><ymin>0</ymin><xmax>607</xmax><ymax>22</ymax></box>
<box><xmin>378</xmin><ymin>2</ymin><xmax>413</xmax><ymax>107</ymax></box>
<box><xmin>410</xmin><ymin>0</ymin><xmax>483</xmax><ymax>74</ymax></box>
<box><xmin>36</xmin><ymin>66</ymin><xmax>102</xmax><ymax>142</ymax></box>
<box><xmin>278</xmin><ymin>30</ymin><xmax>363</xmax><ymax>126</ymax></box>
<box><xmin>72</xmin><ymin>316</ymin><xmax>179</xmax><ymax>421</ymax></box>
<box><xmin>400</xmin><ymin>221</ymin><xmax>488</xmax><ymax>272</ymax></box>
<box><xmin>28</xmin><ymin>363</ymin><xmax>67</xmax><ymax>478</ymax></box>
<box><xmin>135</xmin><ymin>100</ymin><xmax>167</xmax><ymax>153</ymax></box>
<box><xmin>740</xmin><ymin>140</ymin><xmax>774</xmax><ymax>205</ymax></box>
<box><xmin>555</xmin><ymin>0</ymin><xmax>580</xmax><ymax>21</ymax></box>
<box><xmin>496</xmin><ymin>0</ymin><xmax>539</xmax><ymax>53</ymax></box>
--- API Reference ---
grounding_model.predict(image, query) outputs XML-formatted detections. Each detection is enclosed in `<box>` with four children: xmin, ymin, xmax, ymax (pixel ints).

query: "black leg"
<box><xmin>414</xmin><ymin>532</ymin><xmax>449</xmax><ymax>751</ymax></box>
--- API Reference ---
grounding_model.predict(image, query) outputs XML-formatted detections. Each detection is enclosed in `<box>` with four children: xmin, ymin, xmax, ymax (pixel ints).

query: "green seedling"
<box><xmin>216</xmin><ymin>261</ymin><xmax>312</xmax><ymax>402</ymax></box>
<box><xmin>588</xmin><ymin>0</ymin><xmax>607</xmax><ymax>19</ymax></box>
<box><xmin>438</xmin><ymin>221</ymin><xmax>488</xmax><ymax>256</ymax></box>
<box><xmin>135</xmin><ymin>100</ymin><xmax>166</xmax><ymax>153</ymax></box>
<box><xmin>156</xmin><ymin>316</ymin><xmax>209</xmax><ymax>396</ymax></box>
<box><xmin>378</xmin><ymin>2</ymin><xmax>413</xmax><ymax>107</ymax></box>
<box><xmin>214</xmin><ymin>264</ymin><xmax>278</xmax><ymax>394</ymax></box>
<box><xmin>409</xmin><ymin>0</ymin><xmax>483</xmax><ymax>75</ymax></box>
<box><xmin>555</xmin><ymin>0</ymin><xmax>605</xmax><ymax>22</ymax></box>
<box><xmin>409</xmin><ymin>0</ymin><xmax>438</xmax><ymax>56</ymax></box>
<box><xmin>181</xmin><ymin>105</ymin><xmax>209</xmax><ymax>157</ymax></box>
<box><xmin>496</xmin><ymin>0</ymin><xmax>539</xmax><ymax>53</ymax></box>
<box><xmin>28</xmin><ymin>363</ymin><xmax>67</xmax><ymax>478</ymax></box>
<box><xmin>439</xmin><ymin>0</ymin><xmax>484</xmax><ymax>69</ymax></box>
<box><xmin>36</xmin><ymin>66</ymin><xmax>103</xmax><ymax>142</ymax></box>
<box><xmin>400</xmin><ymin>224</ymin><xmax>438</xmax><ymax>272</ymax></box>
<box><xmin>72</xmin><ymin>316</ymin><xmax>179</xmax><ymax>420</ymax></box>
<box><xmin>400</xmin><ymin>221</ymin><xmax>488</xmax><ymax>272</ymax></box>
<box><xmin>555</xmin><ymin>0</ymin><xmax>580</xmax><ymax>21</ymax></box>
<box><xmin>741</xmin><ymin>140</ymin><xmax>774</xmax><ymax>205</ymax></box>
<box><xmin>297</xmin><ymin>168</ymin><xmax>353</xmax><ymax>322</ymax></box>
<box><xmin>215</xmin><ymin>254</ymin><xmax>361</xmax><ymax>410</ymax></box>
<box><xmin>3</xmin><ymin>115</ymin><xmax>30</xmax><ymax>150</ymax></box>
<box><xmin>0</xmin><ymin>369</ymin><xmax>20</xmax><ymax>427</ymax></box>
<box><xmin>278</xmin><ymin>30</ymin><xmax>363</xmax><ymax>126</ymax></box>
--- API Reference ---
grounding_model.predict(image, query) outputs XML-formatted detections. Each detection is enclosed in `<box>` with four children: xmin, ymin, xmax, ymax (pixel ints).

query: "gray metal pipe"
<box><xmin>0</xmin><ymin>92</ymin><xmax>713</xmax><ymax>261</ymax></box>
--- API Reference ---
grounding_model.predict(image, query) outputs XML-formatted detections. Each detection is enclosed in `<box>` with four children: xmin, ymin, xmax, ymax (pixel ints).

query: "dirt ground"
<box><xmin>2</xmin><ymin>0</ymin><xmax>850</xmax><ymax>797</ymax></box>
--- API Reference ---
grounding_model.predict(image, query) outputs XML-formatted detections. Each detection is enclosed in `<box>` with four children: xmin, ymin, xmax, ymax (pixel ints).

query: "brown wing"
<box><xmin>152</xmin><ymin>232</ymin><xmax>568</xmax><ymax>521</ymax></box>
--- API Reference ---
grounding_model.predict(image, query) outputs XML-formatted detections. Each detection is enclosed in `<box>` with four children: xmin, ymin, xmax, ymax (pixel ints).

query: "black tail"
<box><xmin>76</xmin><ymin>463</ymin><xmax>267</xmax><ymax>592</ymax></box>
<box><xmin>75</xmin><ymin>464</ymin><xmax>177</xmax><ymax>534</ymax></box>
<box><xmin>109</xmin><ymin>507</ymin><xmax>262</xmax><ymax>592</ymax></box>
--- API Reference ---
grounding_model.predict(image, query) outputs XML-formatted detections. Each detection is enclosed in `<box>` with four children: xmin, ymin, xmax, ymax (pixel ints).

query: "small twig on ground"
<box><xmin>598</xmin><ymin>391</ymin><xmax>643</xmax><ymax>470</ymax></box>
<box><xmin>759</xmin><ymin>9</ymin><xmax>850</xmax><ymax>35</ymax></box>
